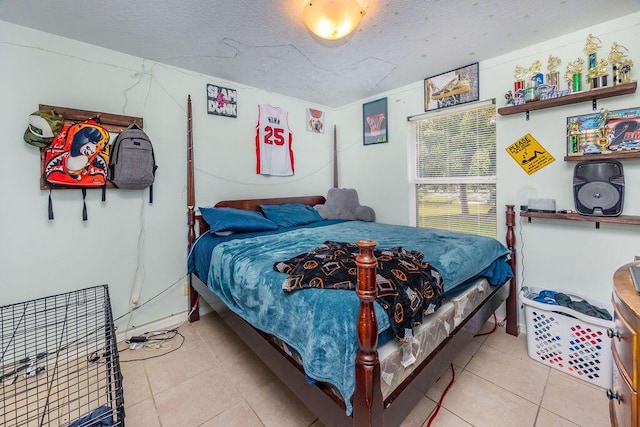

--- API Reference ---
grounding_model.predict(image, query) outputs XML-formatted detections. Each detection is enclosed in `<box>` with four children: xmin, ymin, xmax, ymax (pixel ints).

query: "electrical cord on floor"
<box><xmin>519</xmin><ymin>215</ymin><xmax>526</xmax><ymax>288</ymax></box>
<box><xmin>111</xmin><ymin>294</ymin><xmax>198</xmax><ymax>363</ymax></box>
<box><xmin>118</xmin><ymin>330</ymin><xmax>185</xmax><ymax>362</ymax></box>
<box><xmin>88</xmin><ymin>330</ymin><xmax>185</xmax><ymax>364</ymax></box>
<box><xmin>425</xmin><ymin>363</ymin><xmax>456</xmax><ymax>427</ymax></box>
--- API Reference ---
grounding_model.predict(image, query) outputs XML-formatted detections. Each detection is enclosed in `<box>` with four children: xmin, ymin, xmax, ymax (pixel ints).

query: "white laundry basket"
<box><xmin>520</xmin><ymin>286</ymin><xmax>613</xmax><ymax>388</ymax></box>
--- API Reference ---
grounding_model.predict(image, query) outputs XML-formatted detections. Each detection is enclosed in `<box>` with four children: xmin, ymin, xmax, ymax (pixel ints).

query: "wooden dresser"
<box><xmin>610</xmin><ymin>262</ymin><xmax>640</xmax><ymax>426</ymax></box>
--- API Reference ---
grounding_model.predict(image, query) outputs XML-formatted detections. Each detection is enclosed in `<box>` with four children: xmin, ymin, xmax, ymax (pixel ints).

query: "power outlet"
<box><xmin>183</xmin><ymin>283</ymin><xmax>189</xmax><ymax>296</ymax></box>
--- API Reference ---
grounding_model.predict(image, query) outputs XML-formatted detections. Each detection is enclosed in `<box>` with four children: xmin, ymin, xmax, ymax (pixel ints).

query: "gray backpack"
<box><xmin>109</xmin><ymin>123</ymin><xmax>157</xmax><ymax>202</ymax></box>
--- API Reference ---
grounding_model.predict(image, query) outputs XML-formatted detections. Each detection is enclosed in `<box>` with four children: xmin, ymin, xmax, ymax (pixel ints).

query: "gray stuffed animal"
<box><xmin>314</xmin><ymin>188</ymin><xmax>375</xmax><ymax>222</ymax></box>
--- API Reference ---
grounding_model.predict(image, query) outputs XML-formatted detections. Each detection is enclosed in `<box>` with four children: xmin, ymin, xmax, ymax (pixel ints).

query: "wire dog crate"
<box><xmin>1</xmin><ymin>285</ymin><xmax>124</xmax><ymax>426</ymax></box>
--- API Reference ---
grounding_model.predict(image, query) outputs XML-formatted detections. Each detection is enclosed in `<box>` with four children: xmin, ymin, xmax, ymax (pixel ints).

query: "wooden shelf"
<box><xmin>498</xmin><ymin>82</ymin><xmax>637</xmax><ymax>116</ymax></box>
<box><xmin>564</xmin><ymin>150</ymin><xmax>640</xmax><ymax>161</ymax></box>
<box><xmin>520</xmin><ymin>210</ymin><xmax>640</xmax><ymax>228</ymax></box>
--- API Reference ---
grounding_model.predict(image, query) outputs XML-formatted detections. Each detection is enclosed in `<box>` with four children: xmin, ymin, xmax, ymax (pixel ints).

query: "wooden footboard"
<box><xmin>351</xmin><ymin>207</ymin><xmax>518</xmax><ymax>426</ymax></box>
<box><xmin>353</xmin><ymin>240</ymin><xmax>383</xmax><ymax>425</ymax></box>
<box><xmin>505</xmin><ymin>204</ymin><xmax>519</xmax><ymax>336</ymax></box>
<box><xmin>185</xmin><ymin>95</ymin><xmax>519</xmax><ymax>426</ymax></box>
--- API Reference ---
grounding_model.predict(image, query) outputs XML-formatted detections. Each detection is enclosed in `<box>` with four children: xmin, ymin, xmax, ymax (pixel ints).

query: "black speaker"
<box><xmin>573</xmin><ymin>160</ymin><xmax>624</xmax><ymax>216</ymax></box>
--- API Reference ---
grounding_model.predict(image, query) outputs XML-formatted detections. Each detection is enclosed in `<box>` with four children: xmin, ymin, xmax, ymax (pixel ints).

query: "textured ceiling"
<box><xmin>1</xmin><ymin>0</ymin><xmax>639</xmax><ymax>107</ymax></box>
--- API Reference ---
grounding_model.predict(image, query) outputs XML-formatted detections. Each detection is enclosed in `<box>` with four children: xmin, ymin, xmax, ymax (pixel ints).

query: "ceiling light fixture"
<box><xmin>302</xmin><ymin>0</ymin><xmax>365</xmax><ymax>41</ymax></box>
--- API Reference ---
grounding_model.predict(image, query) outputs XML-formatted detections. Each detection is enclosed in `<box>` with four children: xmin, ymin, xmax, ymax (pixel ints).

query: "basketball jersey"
<box><xmin>255</xmin><ymin>104</ymin><xmax>294</xmax><ymax>176</ymax></box>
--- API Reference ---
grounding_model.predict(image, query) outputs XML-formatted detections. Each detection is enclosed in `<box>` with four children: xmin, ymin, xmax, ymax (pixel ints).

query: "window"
<box><xmin>410</xmin><ymin>102</ymin><xmax>497</xmax><ymax>237</ymax></box>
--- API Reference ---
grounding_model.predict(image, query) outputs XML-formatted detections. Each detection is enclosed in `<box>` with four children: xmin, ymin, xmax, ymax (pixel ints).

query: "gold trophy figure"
<box><xmin>584</xmin><ymin>33</ymin><xmax>603</xmax><ymax>56</ymax></box>
<box><xmin>514</xmin><ymin>65</ymin><xmax>527</xmax><ymax>94</ymax></box>
<box><xmin>529</xmin><ymin>60</ymin><xmax>542</xmax><ymax>76</ymax></box>
<box><xmin>529</xmin><ymin>60</ymin><xmax>543</xmax><ymax>84</ymax></box>
<box><xmin>566</xmin><ymin>58</ymin><xmax>584</xmax><ymax>92</ymax></box>
<box><xmin>608</xmin><ymin>42</ymin><xmax>628</xmax><ymax>64</ymax></box>
<box><xmin>584</xmin><ymin>34</ymin><xmax>604</xmax><ymax>89</ymax></box>
<box><xmin>608</xmin><ymin>42</ymin><xmax>633</xmax><ymax>85</ymax></box>
<box><xmin>618</xmin><ymin>59</ymin><xmax>634</xmax><ymax>84</ymax></box>
<box><xmin>547</xmin><ymin>55</ymin><xmax>561</xmax><ymax>88</ymax></box>
<box><xmin>596</xmin><ymin>108</ymin><xmax>611</xmax><ymax>153</ymax></box>
<box><xmin>568</xmin><ymin>119</ymin><xmax>582</xmax><ymax>155</ymax></box>
<box><xmin>514</xmin><ymin>65</ymin><xmax>527</xmax><ymax>81</ymax></box>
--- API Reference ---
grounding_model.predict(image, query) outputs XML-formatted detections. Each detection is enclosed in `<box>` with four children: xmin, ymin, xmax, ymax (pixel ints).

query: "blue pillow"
<box><xmin>199</xmin><ymin>207</ymin><xmax>278</xmax><ymax>233</ymax></box>
<box><xmin>260</xmin><ymin>203</ymin><xmax>323</xmax><ymax>228</ymax></box>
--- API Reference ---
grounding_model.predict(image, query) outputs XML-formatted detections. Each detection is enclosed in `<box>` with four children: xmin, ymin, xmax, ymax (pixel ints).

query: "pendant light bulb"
<box><xmin>302</xmin><ymin>0</ymin><xmax>365</xmax><ymax>41</ymax></box>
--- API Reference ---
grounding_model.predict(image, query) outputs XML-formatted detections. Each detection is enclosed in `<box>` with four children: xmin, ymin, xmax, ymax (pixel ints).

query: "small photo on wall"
<box><xmin>306</xmin><ymin>108</ymin><xmax>325</xmax><ymax>133</ymax></box>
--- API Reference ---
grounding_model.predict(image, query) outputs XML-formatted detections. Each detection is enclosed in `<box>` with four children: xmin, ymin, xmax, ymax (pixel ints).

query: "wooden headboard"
<box><xmin>214</xmin><ymin>195</ymin><xmax>326</xmax><ymax>212</ymax></box>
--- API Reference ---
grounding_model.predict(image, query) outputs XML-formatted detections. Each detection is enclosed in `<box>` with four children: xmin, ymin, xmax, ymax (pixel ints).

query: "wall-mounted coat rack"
<box><xmin>38</xmin><ymin>104</ymin><xmax>143</xmax><ymax>190</ymax></box>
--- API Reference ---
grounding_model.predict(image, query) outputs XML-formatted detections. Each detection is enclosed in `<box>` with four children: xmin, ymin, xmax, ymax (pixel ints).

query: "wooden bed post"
<box><xmin>505</xmin><ymin>205</ymin><xmax>518</xmax><ymax>336</ymax></box>
<box><xmin>187</xmin><ymin>94</ymin><xmax>200</xmax><ymax>323</ymax></box>
<box><xmin>353</xmin><ymin>240</ymin><xmax>383</xmax><ymax>426</ymax></box>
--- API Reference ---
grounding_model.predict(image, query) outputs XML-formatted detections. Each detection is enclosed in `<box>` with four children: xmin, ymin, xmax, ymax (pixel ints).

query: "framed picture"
<box><xmin>207</xmin><ymin>84</ymin><xmax>237</xmax><ymax>118</ymax></box>
<box><xmin>424</xmin><ymin>62</ymin><xmax>479</xmax><ymax>111</ymax></box>
<box><xmin>306</xmin><ymin>108</ymin><xmax>325</xmax><ymax>133</ymax></box>
<box><xmin>363</xmin><ymin>98</ymin><xmax>388</xmax><ymax>145</ymax></box>
<box><xmin>566</xmin><ymin>107</ymin><xmax>640</xmax><ymax>156</ymax></box>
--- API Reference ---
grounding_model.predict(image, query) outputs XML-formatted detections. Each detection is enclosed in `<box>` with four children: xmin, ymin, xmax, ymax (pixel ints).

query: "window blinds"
<box><xmin>411</xmin><ymin>103</ymin><xmax>497</xmax><ymax>237</ymax></box>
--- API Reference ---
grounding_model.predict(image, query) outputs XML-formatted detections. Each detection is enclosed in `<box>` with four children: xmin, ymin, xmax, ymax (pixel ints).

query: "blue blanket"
<box><xmin>200</xmin><ymin>221</ymin><xmax>511</xmax><ymax>415</ymax></box>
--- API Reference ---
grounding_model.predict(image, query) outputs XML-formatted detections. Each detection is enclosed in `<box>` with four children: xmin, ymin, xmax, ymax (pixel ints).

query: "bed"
<box><xmin>184</xmin><ymin>96</ymin><xmax>519</xmax><ymax>426</ymax></box>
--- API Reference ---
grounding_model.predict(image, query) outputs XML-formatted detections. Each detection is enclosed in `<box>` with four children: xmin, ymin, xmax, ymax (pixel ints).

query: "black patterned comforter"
<box><xmin>274</xmin><ymin>241</ymin><xmax>445</xmax><ymax>343</ymax></box>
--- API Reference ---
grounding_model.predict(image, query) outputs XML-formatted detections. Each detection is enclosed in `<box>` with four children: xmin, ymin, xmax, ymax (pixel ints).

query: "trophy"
<box><xmin>567</xmin><ymin>119</ymin><xmax>582</xmax><ymax>155</ymax></box>
<box><xmin>530</xmin><ymin>60</ymin><xmax>543</xmax><ymax>85</ymax></box>
<box><xmin>584</xmin><ymin>33</ymin><xmax>607</xmax><ymax>89</ymax></box>
<box><xmin>546</xmin><ymin>55</ymin><xmax>561</xmax><ymax>89</ymax></box>
<box><xmin>608</xmin><ymin>42</ymin><xmax>634</xmax><ymax>85</ymax></box>
<box><xmin>524</xmin><ymin>60</ymin><xmax>542</xmax><ymax>102</ymax></box>
<box><xmin>565</xmin><ymin>58</ymin><xmax>584</xmax><ymax>92</ymax></box>
<box><xmin>514</xmin><ymin>65</ymin><xmax>527</xmax><ymax>95</ymax></box>
<box><xmin>596</xmin><ymin>108</ymin><xmax>611</xmax><ymax>153</ymax></box>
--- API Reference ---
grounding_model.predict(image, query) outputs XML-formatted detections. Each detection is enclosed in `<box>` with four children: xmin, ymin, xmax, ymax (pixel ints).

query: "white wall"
<box><xmin>333</xmin><ymin>83</ymin><xmax>423</xmax><ymax>226</ymax></box>
<box><xmin>334</xmin><ymin>13</ymin><xmax>640</xmax><ymax>307</ymax></box>
<box><xmin>0</xmin><ymin>21</ymin><xmax>334</xmax><ymax>332</ymax></box>
<box><xmin>2</xmin><ymin>13</ymin><xmax>639</xmax><ymax>333</ymax></box>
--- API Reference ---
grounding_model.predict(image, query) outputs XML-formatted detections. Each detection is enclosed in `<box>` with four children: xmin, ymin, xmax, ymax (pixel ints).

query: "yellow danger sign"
<box><xmin>506</xmin><ymin>133</ymin><xmax>555</xmax><ymax>175</ymax></box>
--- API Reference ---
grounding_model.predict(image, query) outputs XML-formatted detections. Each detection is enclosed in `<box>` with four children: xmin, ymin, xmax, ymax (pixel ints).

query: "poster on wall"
<box><xmin>363</xmin><ymin>98</ymin><xmax>388</xmax><ymax>145</ymax></box>
<box><xmin>505</xmin><ymin>133</ymin><xmax>555</xmax><ymax>175</ymax></box>
<box><xmin>306</xmin><ymin>108</ymin><xmax>325</xmax><ymax>133</ymax></box>
<box><xmin>207</xmin><ymin>84</ymin><xmax>237</xmax><ymax>118</ymax></box>
<box><xmin>424</xmin><ymin>62</ymin><xmax>479</xmax><ymax>111</ymax></box>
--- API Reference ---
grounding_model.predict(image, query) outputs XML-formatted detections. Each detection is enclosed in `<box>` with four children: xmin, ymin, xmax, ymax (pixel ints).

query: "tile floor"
<box><xmin>120</xmin><ymin>312</ymin><xmax>611</xmax><ymax>426</ymax></box>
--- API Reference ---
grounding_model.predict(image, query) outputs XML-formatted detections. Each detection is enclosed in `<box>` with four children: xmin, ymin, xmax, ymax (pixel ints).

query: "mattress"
<box><xmin>450</xmin><ymin>278</ymin><xmax>490</xmax><ymax>327</ymax></box>
<box><xmin>266</xmin><ymin>277</ymin><xmax>493</xmax><ymax>401</ymax></box>
<box><xmin>378</xmin><ymin>278</ymin><xmax>490</xmax><ymax>398</ymax></box>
